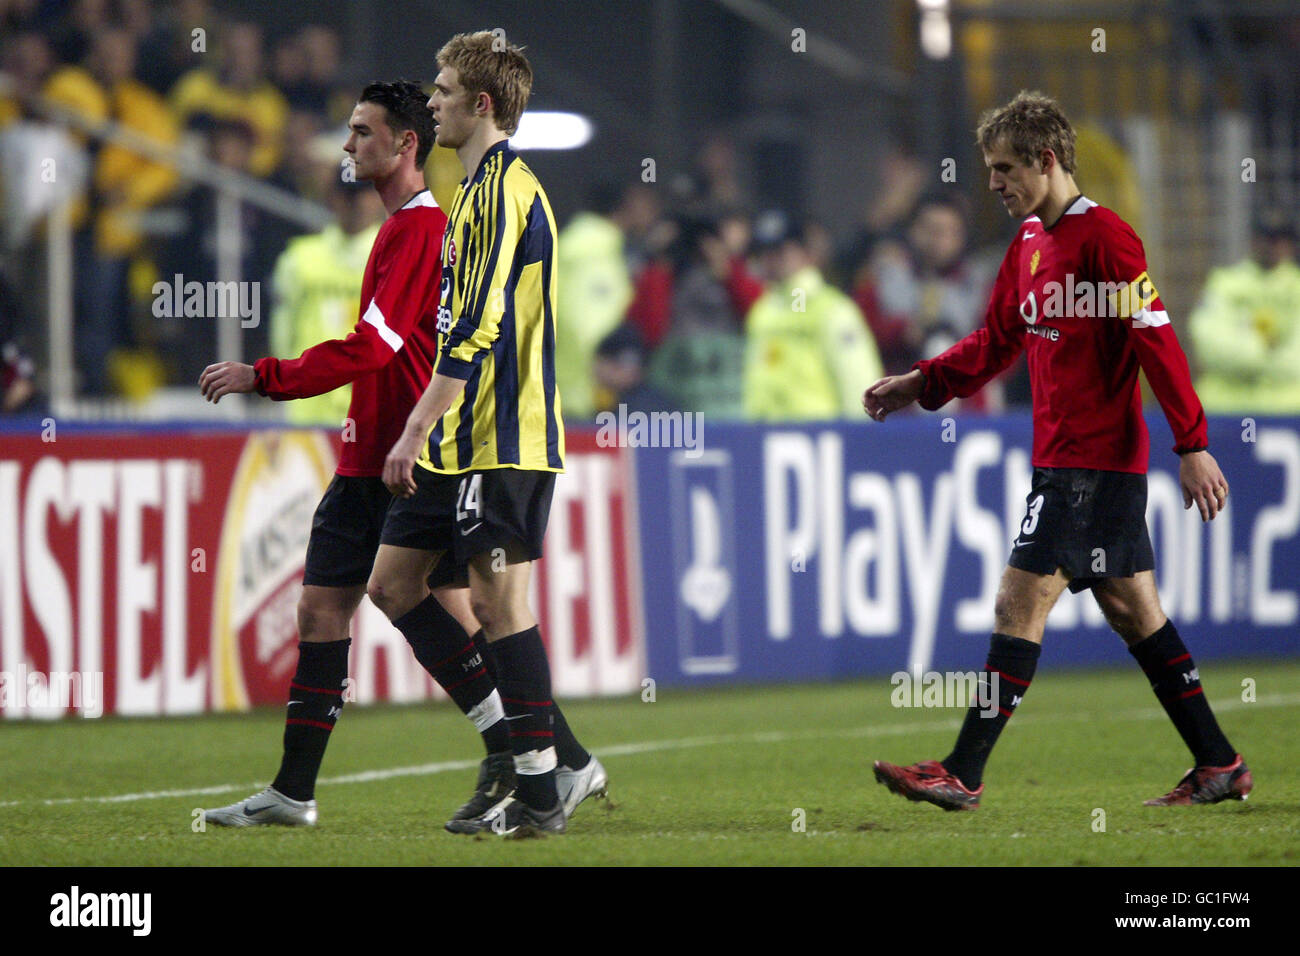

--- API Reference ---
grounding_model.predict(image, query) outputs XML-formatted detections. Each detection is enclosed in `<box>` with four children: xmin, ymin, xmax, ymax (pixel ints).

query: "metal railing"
<box><xmin>3</xmin><ymin>77</ymin><xmax>333</xmax><ymax>419</ymax></box>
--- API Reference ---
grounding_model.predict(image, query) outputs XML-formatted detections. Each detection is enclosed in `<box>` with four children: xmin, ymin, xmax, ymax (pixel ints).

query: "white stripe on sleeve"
<box><xmin>362</xmin><ymin>298</ymin><xmax>404</xmax><ymax>352</ymax></box>
<box><xmin>1131</xmin><ymin>309</ymin><xmax>1170</xmax><ymax>329</ymax></box>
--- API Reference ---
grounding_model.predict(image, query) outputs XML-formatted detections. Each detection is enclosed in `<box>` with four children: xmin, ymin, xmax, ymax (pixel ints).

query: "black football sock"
<box><xmin>272</xmin><ymin>638</ymin><xmax>350</xmax><ymax>802</ymax></box>
<box><xmin>472</xmin><ymin>629</ymin><xmax>495</xmax><ymax>678</ymax></box>
<box><xmin>1129</xmin><ymin>620</ymin><xmax>1236</xmax><ymax>766</ymax></box>
<box><xmin>480</xmin><ymin>629</ymin><xmax>589</xmax><ymax>770</ymax></box>
<box><xmin>393</xmin><ymin>596</ymin><xmax>508</xmax><ymax>755</ymax></box>
<box><xmin>490</xmin><ymin>626</ymin><xmax>559</xmax><ymax>809</ymax></box>
<box><xmin>941</xmin><ymin>633</ymin><xmax>1041</xmax><ymax>790</ymax></box>
<box><xmin>550</xmin><ymin>704</ymin><xmax>591</xmax><ymax>770</ymax></box>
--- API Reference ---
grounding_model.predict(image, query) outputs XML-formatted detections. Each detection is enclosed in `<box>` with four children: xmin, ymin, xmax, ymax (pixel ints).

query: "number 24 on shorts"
<box><xmin>456</xmin><ymin>474</ymin><xmax>482</xmax><ymax>522</ymax></box>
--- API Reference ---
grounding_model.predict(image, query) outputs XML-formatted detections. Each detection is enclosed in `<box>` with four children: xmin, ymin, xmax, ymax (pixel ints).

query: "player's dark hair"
<box><xmin>436</xmin><ymin>31</ymin><xmax>532</xmax><ymax>136</ymax></box>
<box><xmin>358</xmin><ymin>80</ymin><xmax>437</xmax><ymax>168</ymax></box>
<box><xmin>976</xmin><ymin>90</ymin><xmax>1077</xmax><ymax>175</ymax></box>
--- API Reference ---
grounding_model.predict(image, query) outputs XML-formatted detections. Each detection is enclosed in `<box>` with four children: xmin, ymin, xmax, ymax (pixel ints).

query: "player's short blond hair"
<box><xmin>976</xmin><ymin>90</ymin><xmax>1077</xmax><ymax>175</ymax></box>
<box><xmin>436</xmin><ymin>31</ymin><xmax>532</xmax><ymax>136</ymax></box>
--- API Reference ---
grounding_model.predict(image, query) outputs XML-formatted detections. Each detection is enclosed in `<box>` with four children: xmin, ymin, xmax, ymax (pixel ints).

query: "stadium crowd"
<box><xmin>1</xmin><ymin>0</ymin><xmax>1296</xmax><ymax>420</ymax></box>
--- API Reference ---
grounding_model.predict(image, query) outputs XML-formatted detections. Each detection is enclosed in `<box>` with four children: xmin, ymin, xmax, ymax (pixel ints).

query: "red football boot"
<box><xmin>873</xmin><ymin>759</ymin><xmax>982</xmax><ymax>811</ymax></box>
<box><xmin>1144</xmin><ymin>754</ymin><xmax>1253</xmax><ymax>806</ymax></box>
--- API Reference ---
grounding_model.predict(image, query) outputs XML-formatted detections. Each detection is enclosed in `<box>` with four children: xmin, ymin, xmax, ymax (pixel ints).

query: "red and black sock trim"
<box><xmin>499</xmin><ymin>694</ymin><xmax>555</xmax><ymax>743</ymax></box>
<box><xmin>1129</xmin><ymin>620</ymin><xmax>1235</xmax><ymax>766</ymax></box>
<box><xmin>941</xmin><ymin>633</ymin><xmax>1041</xmax><ymax>790</ymax></box>
<box><xmin>272</xmin><ymin>638</ymin><xmax>350</xmax><ymax>802</ymax></box>
<box><xmin>492</xmin><ymin>626</ymin><xmax>559</xmax><ymax>808</ymax></box>
<box><xmin>394</xmin><ymin>597</ymin><xmax>508</xmax><ymax>754</ymax></box>
<box><xmin>480</xmin><ymin>629</ymin><xmax>590</xmax><ymax>770</ymax></box>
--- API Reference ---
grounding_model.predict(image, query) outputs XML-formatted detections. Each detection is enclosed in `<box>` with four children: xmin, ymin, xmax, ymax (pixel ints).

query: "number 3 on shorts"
<box><xmin>456</xmin><ymin>474</ymin><xmax>482</xmax><ymax>523</ymax></box>
<box><xmin>1021</xmin><ymin>493</ymin><xmax>1045</xmax><ymax>537</ymax></box>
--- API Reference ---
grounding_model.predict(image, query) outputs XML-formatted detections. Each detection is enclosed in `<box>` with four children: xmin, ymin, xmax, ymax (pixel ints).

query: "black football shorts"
<box><xmin>303</xmin><ymin>474</ymin><xmax>463</xmax><ymax>589</ymax></box>
<box><xmin>381</xmin><ymin>466</ymin><xmax>556</xmax><ymax>566</ymax></box>
<box><xmin>1007</xmin><ymin>467</ymin><xmax>1155</xmax><ymax>593</ymax></box>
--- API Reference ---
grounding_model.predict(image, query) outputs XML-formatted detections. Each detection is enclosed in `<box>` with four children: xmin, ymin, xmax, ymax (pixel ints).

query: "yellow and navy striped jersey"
<box><xmin>418</xmin><ymin>141</ymin><xmax>565</xmax><ymax>474</ymax></box>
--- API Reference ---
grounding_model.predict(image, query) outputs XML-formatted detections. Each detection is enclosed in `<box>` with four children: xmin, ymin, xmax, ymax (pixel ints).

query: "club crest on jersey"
<box><xmin>1030</xmin><ymin>249</ymin><xmax>1040</xmax><ymax>275</ymax></box>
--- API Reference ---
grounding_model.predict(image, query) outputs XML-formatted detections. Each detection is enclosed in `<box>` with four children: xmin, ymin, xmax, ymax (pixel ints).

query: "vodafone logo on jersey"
<box><xmin>1019</xmin><ymin>291</ymin><xmax>1039</xmax><ymax>325</ymax></box>
<box><xmin>1019</xmin><ymin>291</ymin><xmax>1061</xmax><ymax>340</ymax></box>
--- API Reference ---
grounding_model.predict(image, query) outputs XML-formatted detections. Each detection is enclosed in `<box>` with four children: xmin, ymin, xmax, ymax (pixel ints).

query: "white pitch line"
<box><xmin>1</xmin><ymin>692</ymin><xmax>1296</xmax><ymax>811</ymax></box>
<box><xmin>0</xmin><ymin>757</ymin><xmax>484</xmax><ymax>809</ymax></box>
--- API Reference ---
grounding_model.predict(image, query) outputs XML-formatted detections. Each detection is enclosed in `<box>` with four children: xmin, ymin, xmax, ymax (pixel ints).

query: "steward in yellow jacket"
<box><xmin>743</xmin><ymin>213</ymin><xmax>883</xmax><ymax>421</ymax></box>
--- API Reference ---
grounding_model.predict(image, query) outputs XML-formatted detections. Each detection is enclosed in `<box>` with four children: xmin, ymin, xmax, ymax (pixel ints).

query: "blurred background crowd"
<box><xmin>2</xmin><ymin>0</ymin><xmax>1298</xmax><ymax>422</ymax></box>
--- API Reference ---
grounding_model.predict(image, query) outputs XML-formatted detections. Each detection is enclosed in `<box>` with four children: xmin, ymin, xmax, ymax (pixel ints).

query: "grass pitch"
<box><xmin>1</xmin><ymin>660</ymin><xmax>1296</xmax><ymax>866</ymax></box>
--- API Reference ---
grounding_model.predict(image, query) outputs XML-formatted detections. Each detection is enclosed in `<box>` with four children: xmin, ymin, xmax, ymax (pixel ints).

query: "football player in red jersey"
<box><xmin>197</xmin><ymin>81</ymin><xmax>601</xmax><ymax>828</ymax></box>
<box><xmin>865</xmin><ymin>91</ymin><xmax>1250</xmax><ymax>811</ymax></box>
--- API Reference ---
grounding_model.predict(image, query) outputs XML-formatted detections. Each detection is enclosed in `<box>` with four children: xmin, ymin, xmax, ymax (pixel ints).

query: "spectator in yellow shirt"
<box><xmin>43</xmin><ymin>27</ymin><xmax>179</xmax><ymax>394</ymax></box>
<box><xmin>170</xmin><ymin>20</ymin><xmax>288</xmax><ymax>177</ymax></box>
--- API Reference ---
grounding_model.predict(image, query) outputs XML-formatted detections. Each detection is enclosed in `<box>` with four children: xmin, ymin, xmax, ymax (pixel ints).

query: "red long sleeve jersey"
<box><xmin>914</xmin><ymin>197</ymin><xmax>1208</xmax><ymax>473</ymax></box>
<box><xmin>254</xmin><ymin>191</ymin><xmax>447</xmax><ymax>476</ymax></box>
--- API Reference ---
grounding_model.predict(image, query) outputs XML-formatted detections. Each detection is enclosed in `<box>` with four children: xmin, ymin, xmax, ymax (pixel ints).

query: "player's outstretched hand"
<box><xmin>199</xmin><ymin>362</ymin><xmax>257</xmax><ymax>403</ymax></box>
<box><xmin>383</xmin><ymin>430</ymin><xmax>422</xmax><ymax>498</ymax></box>
<box><xmin>863</xmin><ymin>368</ymin><xmax>925</xmax><ymax>422</ymax></box>
<box><xmin>1179</xmin><ymin>449</ymin><xmax>1229</xmax><ymax>522</ymax></box>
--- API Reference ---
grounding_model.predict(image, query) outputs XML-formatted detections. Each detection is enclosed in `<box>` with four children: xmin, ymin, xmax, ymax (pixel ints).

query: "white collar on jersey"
<box><xmin>1024</xmin><ymin>196</ymin><xmax>1096</xmax><ymax>230</ymax></box>
<box><xmin>399</xmin><ymin>189</ymin><xmax>438</xmax><ymax>210</ymax></box>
